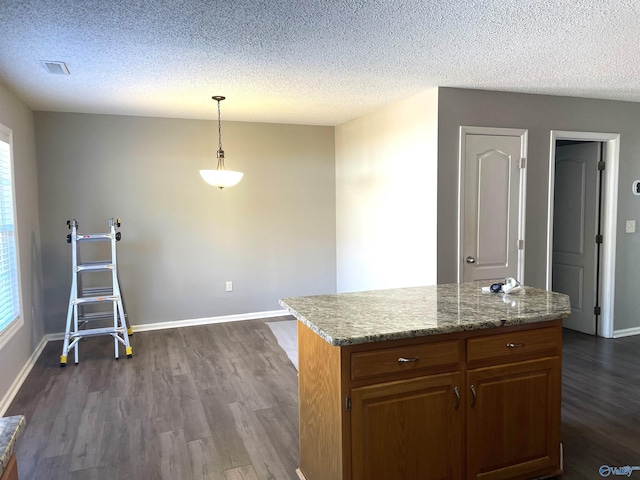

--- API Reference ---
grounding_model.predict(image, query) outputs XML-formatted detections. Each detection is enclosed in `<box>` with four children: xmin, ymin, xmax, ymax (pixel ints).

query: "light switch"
<box><xmin>626</xmin><ymin>220</ymin><xmax>636</xmax><ymax>233</ymax></box>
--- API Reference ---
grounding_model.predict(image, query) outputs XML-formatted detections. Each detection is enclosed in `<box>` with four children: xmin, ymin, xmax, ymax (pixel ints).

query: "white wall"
<box><xmin>335</xmin><ymin>88</ymin><xmax>439</xmax><ymax>292</ymax></box>
<box><xmin>0</xmin><ymin>82</ymin><xmax>45</xmax><ymax>411</ymax></box>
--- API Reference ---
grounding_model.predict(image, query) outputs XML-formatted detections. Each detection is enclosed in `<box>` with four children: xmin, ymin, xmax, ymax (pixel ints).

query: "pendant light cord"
<box><xmin>215</xmin><ymin>97</ymin><xmax>225</xmax><ymax>170</ymax></box>
<box><xmin>217</xmin><ymin>99</ymin><xmax>223</xmax><ymax>152</ymax></box>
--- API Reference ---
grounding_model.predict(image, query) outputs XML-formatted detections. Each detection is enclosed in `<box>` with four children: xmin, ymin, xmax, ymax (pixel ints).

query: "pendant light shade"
<box><xmin>199</xmin><ymin>95</ymin><xmax>244</xmax><ymax>189</ymax></box>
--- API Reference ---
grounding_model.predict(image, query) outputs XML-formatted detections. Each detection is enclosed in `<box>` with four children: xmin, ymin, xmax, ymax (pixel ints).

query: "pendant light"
<box><xmin>199</xmin><ymin>95</ymin><xmax>244</xmax><ymax>189</ymax></box>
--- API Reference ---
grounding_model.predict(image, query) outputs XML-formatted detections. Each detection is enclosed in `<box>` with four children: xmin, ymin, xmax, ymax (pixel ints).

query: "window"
<box><xmin>0</xmin><ymin>124</ymin><xmax>20</xmax><ymax>336</ymax></box>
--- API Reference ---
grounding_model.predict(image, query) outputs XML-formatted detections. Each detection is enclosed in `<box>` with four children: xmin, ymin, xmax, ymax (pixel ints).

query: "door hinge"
<box><xmin>594</xmin><ymin>306</ymin><xmax>601</xmax><ymax>315</ymax></box>
<box><xmin>596</xmin><ymin>234</ymin><xmax>603</xmax><ymax>244</ymax></box>
<box><xmin>598</xmin><ymin>161</ymin><xmax>605</xmax><ymax>171</ymax></box>
<box><xmin>519</xmin><ymin>157</ymin><xmax>526</xmax><ymax>169</ymax></box>
<box><xmin>518</xmin><ymin>239</ymin><xmax>525</xmax><ymax>250</ymax></box>
<box><xmin>346</xmin><ymin>396</ymin><xmax>351</xmax><ymax>412</ymax></box>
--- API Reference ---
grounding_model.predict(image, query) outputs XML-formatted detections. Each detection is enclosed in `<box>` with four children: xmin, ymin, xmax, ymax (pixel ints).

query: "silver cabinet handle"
<box><xmin>466</xmin><ymin>256</ymin><xmax>476</xmax><ymax>264</ymax></box>
<box><xmin>397</xmin><ymin>357</ymin><xmax>419</xmax><ymax>363</ymax></box>
<box><xmin>470</xmin><ymin>384</ymin><xmax>477</xmax><ymax>408</ymax></box>
<box><xmin>453</xmin><ymin>386</ymin><xmax>460</xmax><ymax>410</ymax></box>
<box><xmin>506</xmin><ymin>343</ymin><xmax>525</xmax><ymax>348</ymax></box>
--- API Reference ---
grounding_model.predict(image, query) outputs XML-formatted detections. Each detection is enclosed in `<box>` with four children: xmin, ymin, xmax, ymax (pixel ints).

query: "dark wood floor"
<box><xmin>559</xmin><ymin>329</ymin><xmax>640</xmax><ymax>479</ymax></box>
<box><xmin>6</xmin><ymin>322</ymin><xmax>640</xmax><ymax>479</ymax></box>
<box><xmin>7</xmin><ymin>318</ymin><xmax>300</xmax><ymax>480</ymax></box>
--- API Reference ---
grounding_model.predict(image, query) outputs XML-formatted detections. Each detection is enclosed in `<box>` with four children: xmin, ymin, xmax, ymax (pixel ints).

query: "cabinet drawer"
<box><xmin>351</xmin><ymin>340</ymin><xmax>460</xmax><ymax>382</ymax></box>
<box><xmin>467</xmin><ymin>327</ymin><xmax>561</xmax><ymax>364</ymax></box>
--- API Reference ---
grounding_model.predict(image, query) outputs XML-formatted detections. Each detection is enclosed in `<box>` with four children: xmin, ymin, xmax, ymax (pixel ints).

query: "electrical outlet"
<box><xmin>626</xmin><ymin>220</ymin><xmax>636</xmax><ymax>233</ymax></box>
<box><xmin>226</xmin><ymin>281</ymin><xmax>233</xmax><ymax>292</ymax></box>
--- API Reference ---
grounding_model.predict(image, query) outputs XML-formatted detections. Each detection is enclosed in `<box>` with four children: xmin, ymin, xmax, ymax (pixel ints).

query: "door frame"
<box><xmin>458</xmin><ymin>126</ymin><xmax>528</xmax><ymax>283</ymax></box>
<box><xmin>546</xmin><ymin>131</ymin><xmax>620</xmax><ymax>338</ymax></box>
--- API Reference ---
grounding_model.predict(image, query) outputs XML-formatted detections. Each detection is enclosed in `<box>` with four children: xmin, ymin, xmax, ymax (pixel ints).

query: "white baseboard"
<box><xmin>0</xmin><ymin>334</ymin><xmax>48</xmax><ymax>416</ymax></box>
<box><xmin>47</xmin><ymin>309</ymin><xmax>290</xmax><ymax>340</ymax></box>
<box><xmin>133</xmin><ymin>309</ymin><xmax>290</xmax><ymax>333</ymax></box>
<box><xmin>613</xmin><ymin>326</ymin><xmax>640</xmax><ymax>338</ymax></box>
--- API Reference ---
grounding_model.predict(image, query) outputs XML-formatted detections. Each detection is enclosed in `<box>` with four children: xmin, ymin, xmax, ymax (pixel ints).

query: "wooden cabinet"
<box><xmin>0</xmin><ymin>454</ymin><xmax>19</xmax><ymax>480</ymax></box>
<box><xmin>351</xmin><ymin>372</ymin><xmax>463</xmax><ymax>480</ymax></box>
<box><xmin>297</xmin><ymin>320</ymin><xmax>563</xmax><ymax>480</ymax></box>
<box><xmin>466</xmin><ymin>358</ymin><xmax>561</xmax><ymax>480</ymax></box>
<box><xmin>465</xmin><ymin>327</ymin><xmax>562</xmax><ymax>480</ymax></box>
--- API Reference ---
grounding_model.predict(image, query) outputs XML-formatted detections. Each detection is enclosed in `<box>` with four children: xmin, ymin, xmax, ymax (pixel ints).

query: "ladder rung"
<box><xmin>74</xmin><ymin>295</ymin><xmax>120</xmax><ymax>305</ymax></box>
<box><xmin>77</xmin><ymin>261</ymin><xmax>115</xmax><ymax>271</ymax></box>
<box><xmin>78</xmin><ymin>312</ymin><xmax>123</xmax><ymax>321</ymax></box>
<box><xmin>72</xmin><ymin>326</ymin><xmax>125</xmax><ymax>337</ymax></box>
<box><xmin>82</xmin><ymin>287</ymin><xmax>113</xmax><ymax>296</ymax></box>
<box><xmin>73</xmin><ymin>233</ymin><xmax>114</xmax><ymax>242</ymax></box>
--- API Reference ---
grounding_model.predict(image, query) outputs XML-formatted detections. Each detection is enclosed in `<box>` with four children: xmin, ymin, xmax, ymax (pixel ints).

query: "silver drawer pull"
<box><xmin>506</xmin><ymin>342</ymin><xmax>525</xmax><ymax>348</ymax></box>
<box><xmin>397</xmin><ymin>356</ymin><xmax>420</xmax><ymax>363</ymax></box>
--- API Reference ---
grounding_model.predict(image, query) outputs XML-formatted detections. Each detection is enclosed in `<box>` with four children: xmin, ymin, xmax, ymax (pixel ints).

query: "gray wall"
<box><xmin>0</xmin><ymin>82</ymin><xmax>45</xmax><ymax>403</ymax></box>
<box><xmin>437</xmin><ymin>87</ymin><xmax>640</xmax><ymax>331</ymax></box>
<box><xmin>35</xmin><ymin>112</ymin><xmax>336</xmax><ymax>333</ymax></box>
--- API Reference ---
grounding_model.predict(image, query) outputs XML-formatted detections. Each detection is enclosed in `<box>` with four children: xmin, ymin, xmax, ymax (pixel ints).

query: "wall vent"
<box><xmin>41</xmin><ymin>60</ymin><xmax>70</xmax><ymax>75</ymax></box>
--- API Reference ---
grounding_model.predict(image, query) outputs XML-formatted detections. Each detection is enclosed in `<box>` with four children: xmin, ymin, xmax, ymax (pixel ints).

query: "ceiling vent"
<box><xmin>41</xmin><ymin>60</ymin><xmax>70</xmax><ymax>75</ymax></box>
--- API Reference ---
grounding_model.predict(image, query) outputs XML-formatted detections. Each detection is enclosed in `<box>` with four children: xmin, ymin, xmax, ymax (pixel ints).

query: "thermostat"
<box><xmin>634</xmin><ymin>180</ymin><xmax>640</xmax><ymax>196</ymax></box>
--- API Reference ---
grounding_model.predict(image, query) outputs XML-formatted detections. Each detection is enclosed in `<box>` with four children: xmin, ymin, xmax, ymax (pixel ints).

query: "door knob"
<box><xmin>466</xmin><ymin>256</ymin><xmax>476</xmax><ymax>264</ymax></box>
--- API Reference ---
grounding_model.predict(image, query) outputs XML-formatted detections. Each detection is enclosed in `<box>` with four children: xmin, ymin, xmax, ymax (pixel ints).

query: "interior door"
<box><xmin>552</xmin><ymin>142</ymin><xmax>600</xmax><ymax>335</ymax></box>
<box><xmin>461</xmin><ymin>132</ymin><xmax>526</xmax><ymax>283</ymax></box>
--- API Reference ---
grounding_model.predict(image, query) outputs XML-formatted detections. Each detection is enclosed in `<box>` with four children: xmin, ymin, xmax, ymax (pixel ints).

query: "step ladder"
<box><xmin>60</xmin><ymin>218</ymin><xmax>133</xmax><ymax>366</ymax></box>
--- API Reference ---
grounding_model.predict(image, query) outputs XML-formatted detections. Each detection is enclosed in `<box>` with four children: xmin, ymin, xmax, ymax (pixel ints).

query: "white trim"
<box><xmin>0</xmin><ymin>317</ymin><xmax>23</xmax><ymax>351</ymax></box>
<box><xmin>0</xmin><ymin>124</ymin><xmax>25</xmax><ymax>346</ymax></box>
<box><xmin>546</xmin><ymin>131</ymin><xmax>619</xmax><ymax>338</ymax></box>
<box><xmin>47</xmin><ymin>309</ymin><xmax>290</xmax><ymax>340</ymax></box>
<box><xmin>458</xmin><ymin>126</ymin><xmax>528</xmax><ymax>284</ymax></box>
<box><xmin>613</xmin><ymin>326</ymin><xmax>640</xmax><ymax>338</ymax></box>
<box><xmin>0</xmin><ymin>334</ymin><xmax>47</xmax><ymax>416</ymax></box>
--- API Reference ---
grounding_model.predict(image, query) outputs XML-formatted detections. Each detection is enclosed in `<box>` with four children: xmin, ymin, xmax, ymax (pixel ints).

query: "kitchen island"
<box><xmin>280</xmin><ymin>282</ymin><xmax>571</xmax><ymax>480</ymax></box>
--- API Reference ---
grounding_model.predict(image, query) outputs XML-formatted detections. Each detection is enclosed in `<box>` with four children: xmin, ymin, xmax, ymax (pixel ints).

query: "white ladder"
<box><xmin>60</xmin><ymin>218</ymin><xmax>133</xmax><ymax>366</ymax></box>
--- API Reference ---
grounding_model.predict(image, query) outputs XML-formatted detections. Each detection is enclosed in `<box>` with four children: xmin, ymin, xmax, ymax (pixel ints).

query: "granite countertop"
<box><xmin>0</xmin><ymin>415</ymin><xmax>25</xmax><ymax>475</ymax></box>
<box><xmin>280</xmin><ymin>282</ymin><xmax>571</xmax><ymax>346</ymax></box>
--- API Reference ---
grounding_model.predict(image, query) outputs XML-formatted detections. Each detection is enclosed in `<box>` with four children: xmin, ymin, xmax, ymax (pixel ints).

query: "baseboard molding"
<box><xmin>613</xmin><ymin>326</ymin><xmax>640</xmax><ymax>338</ymax></box>
<box><xmin>47</xmin><ymin>309</ymin><xmax>291</xmax><ymax>340</ymax></box>
<box><xmin>0</xmin><ymin>334</ymin><xmax>48</xmax><ymax>416</ymax></box>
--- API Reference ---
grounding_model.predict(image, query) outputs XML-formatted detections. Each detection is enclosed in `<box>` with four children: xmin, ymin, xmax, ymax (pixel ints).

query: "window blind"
<box><xmin>0</xmin><ymin>127</ymin><xmax>19</xmax><ymax>331</ymax></box>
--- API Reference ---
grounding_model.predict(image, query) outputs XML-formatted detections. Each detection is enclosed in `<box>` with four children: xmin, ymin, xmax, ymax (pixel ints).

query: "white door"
<box><xmin>460</xmin><ymin>129</ymin><xmax>527</xmax><ymax>283</ymax></box>
<box><xmin>552</xmin><ymin>142</ymin><xmax>600</xmax><ymax>335</ymax></box>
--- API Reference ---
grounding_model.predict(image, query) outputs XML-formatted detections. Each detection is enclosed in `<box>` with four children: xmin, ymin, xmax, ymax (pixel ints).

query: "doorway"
<box><xmin>547</xmin><ymin>131</ymin><xmax>620</xmax><ymax>338</ymax></box>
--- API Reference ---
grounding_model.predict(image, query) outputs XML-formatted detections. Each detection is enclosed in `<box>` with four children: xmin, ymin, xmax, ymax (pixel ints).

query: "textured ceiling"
<box><xmin>1</xmin><ymin>0</ymin><xmax>640</xmax><ymax>126</ymax></box>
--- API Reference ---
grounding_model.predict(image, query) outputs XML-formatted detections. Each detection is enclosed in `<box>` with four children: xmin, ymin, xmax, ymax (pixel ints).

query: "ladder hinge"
<box><xmin>598</xmin><ymin>161</ymin><xmax>605</xmax><ymax>171</ymax></box>
<box><xmin>594</xmin><ymin>306</ymin><xmax>601</xmax><ymax>315</ymax></box>
<box><xmin>520</xmin><ymin>157</ymin><xmax>526</xmax><ymax>169</ymax></box>
<box><xmin>596</xmin><ymin>234</ymin><xmax>603</xmax><ymax>244</ymax></box>
<box><xmin>518</xmin><ymin>239</ymin><xmax>525</xmax><ymax>250</ymax></box>
<box><xmin>346</xmin><ymin>396</ymin><xmax>351</xmax><ymax>412</ymax></box>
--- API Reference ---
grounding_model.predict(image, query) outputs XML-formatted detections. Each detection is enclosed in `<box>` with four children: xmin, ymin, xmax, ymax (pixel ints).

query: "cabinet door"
<box><xmin>466</xmin><ymin>357</ymin><xmax>561</xmax><ymax>480</ymax></box>
<box><xmin>351</xmin><ymin>372</ymin><xmax>463</xmax><ymax>480</ymax></box>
